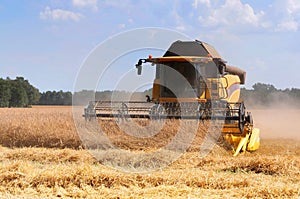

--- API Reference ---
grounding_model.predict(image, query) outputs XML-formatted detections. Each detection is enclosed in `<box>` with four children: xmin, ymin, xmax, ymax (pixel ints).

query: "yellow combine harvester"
<box><xmin>84</xmin><ymin>40</ymin><xmax>260</xmax><ymax>156</ymax></box>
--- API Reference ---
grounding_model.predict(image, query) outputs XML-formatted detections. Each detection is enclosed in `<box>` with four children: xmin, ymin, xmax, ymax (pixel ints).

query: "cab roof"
<box><xmin>163</xmin><ymin>40</ymin><xmax>221</xmax><ymax>59</ymax></box>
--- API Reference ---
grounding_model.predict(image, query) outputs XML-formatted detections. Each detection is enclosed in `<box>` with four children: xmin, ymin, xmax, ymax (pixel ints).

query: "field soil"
<box><xmin>0</xmin><ymin>106</ymin><xmax>299</xmax><ymax>198</ymax></box>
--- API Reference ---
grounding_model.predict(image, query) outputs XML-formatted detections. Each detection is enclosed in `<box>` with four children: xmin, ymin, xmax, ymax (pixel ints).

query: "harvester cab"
<box><xmin>84</xmin><ymin>40</ymin><xmax>260</xmax><ymax>156</ymax></box>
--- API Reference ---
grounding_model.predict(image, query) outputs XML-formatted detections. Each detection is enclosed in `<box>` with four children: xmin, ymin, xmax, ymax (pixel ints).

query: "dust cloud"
<box><xmin>242</xmin><ymin>90</ymin><xmax>300</xmax><ymax>140</ymax></box>
<box><xmin>251</xmin><ymin>108</ymin><xmax>300</xmax><ymax>140</ymax></box>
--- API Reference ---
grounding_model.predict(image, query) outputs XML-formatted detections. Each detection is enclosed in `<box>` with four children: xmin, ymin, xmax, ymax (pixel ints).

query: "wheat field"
<box><xmin>0</xmin><ymin>106</ymin><xmax>299</xmax><ymax>198</ymax></box>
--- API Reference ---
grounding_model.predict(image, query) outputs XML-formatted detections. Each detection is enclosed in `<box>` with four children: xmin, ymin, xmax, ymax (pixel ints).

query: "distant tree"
<box><xmin>18</xmin><ymin>77</ymin><xmax>40</xmax><ymax>105</ymax></box>
<box><xmin>252</xmin><ymin>83</ymin><xmax>277</xmax><ymax>93</ymax></box>
<box><xmin>38</xmin><ymin>90</ymin><xmax>72</xmax><ymax>105</ymax></box>
<box><xmin>73</xmin><ymin>90</ymin><xmax>95</xmax><ymax>105</ymax></box>
<box><xmin>62</xmin><ymin>91</ymin><xmax>72</xmax><ymax>105</ymax></box>
<box><xmin>241</xmin><ymin>83</ymin><xmax>300</xmax><ymax>108</ymax></box>
<box><xmin>290</xmin><ymin>88</ymin><xmax>300</xmax><ymax>98</ymax></box>
<box><xmin>0</xmin><ymin>76</ymin><xmax>39</xmax><ymax>107</ymax></box>
<box><xmin>9</xmin><ymin>79</ymin><xmax>28</xmax><ymax>107</ymax></box>
<box><xmin>0</xmin><ymin>78</ymin><xmax>11</xmax><ymax>107</ymax></box>
<box><xmin>39</xmin><ymin>91</ymin><xmax>51</xmax><ymax>105</ymax></box>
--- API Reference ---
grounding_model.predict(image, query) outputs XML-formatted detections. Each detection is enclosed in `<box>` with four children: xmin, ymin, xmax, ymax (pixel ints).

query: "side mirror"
<box><xmin>135</xmin><ymin>59</ymin><xmax>143</xmax><ymax>75</ymax></box>
<box><xmin>137</xmin><ymin>65</ymin><xmax>142</xmax><ymax>75</ymax></box>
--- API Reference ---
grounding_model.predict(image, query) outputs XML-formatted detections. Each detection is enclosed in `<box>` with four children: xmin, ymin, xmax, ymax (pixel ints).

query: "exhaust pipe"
<box><xmin>225</xmin><ymin>65</ymin><xmax>246</xmax><ymax>84</ymax></box>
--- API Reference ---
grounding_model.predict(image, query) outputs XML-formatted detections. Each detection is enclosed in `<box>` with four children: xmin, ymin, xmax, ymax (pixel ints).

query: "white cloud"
<box><xmin>171</xmin><ymin>3</ymin><xmax>188</xmax><ymax>31</ymax></box>
<box><xmin>118</xmin><ymin>23</ymin><xmax>126</xmax><ymax>29</ymax></box>
<box><xmin>198</xmin><ymin>0</ymin><xmax>264</xmax><ymax>28</ymax></box>
<box><xmin>276</xmin><ymin>19</ymin><xmax>298</xmax><ymax>32</ymax></box>
<box><xmin>172</xmin><ymin>10</ymin><xmax>187</xmax><ymax>31</ymax></box>
<box><xmin>40</xmin><ymin>6</ymin><xmax>84</xmax><ymax>22</ymax></box>
<box><xmin>72</xmin><ymin>0</ymin><xmax>98</xmax><ymax>11</ymax></box>
<box><xmin>192</xmin><ymin>0</ymin><xmax>210</xmax><ymax>9</ymax></box>
<box><xmin>102</xmin><ymin>0</ymin><xmax>133</xmax><ymax>11</ymax></box>
<box><xmin>272</xmin><ymin>0</ymin><xmax>300</xmax><ymax>32</ymax></box>
<box><xmin>286</xmin><ymin>0</ymin><xmax>300</xmax><ymax>15</ymax></box>
<box><xmin>117</xmin><ymin>18</ymin><xmax>135</xmax><ymax>29</ymax></box>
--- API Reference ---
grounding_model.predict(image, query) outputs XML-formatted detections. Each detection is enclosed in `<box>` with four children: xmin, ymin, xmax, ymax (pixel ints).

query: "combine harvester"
<box><xmin>84</xmin><ymin>40</ymin><xmax>260</xmax><ymax>156</ymax></box>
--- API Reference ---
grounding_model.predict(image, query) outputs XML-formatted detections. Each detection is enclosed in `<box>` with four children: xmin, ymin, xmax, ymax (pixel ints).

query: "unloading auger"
<box><xmin>84</xmin><ymin>40</ymin><xmax>260</xmax><ymax>156</ymax></box>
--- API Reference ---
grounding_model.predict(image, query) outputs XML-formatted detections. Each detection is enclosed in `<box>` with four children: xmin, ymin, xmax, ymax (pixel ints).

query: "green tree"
<box><xmin>0</xmin><ymin>76</ymin><xmax>40</xmax><ymax>107</ymax></box>
<box><xmin>0</xmin><ymin>78</ymin><xmax>11</xmax><ymax>107</ymax></box>
<box><xmin>252</xmin><ymin>83</ymin><xmax>276</xmax><ymax>93</ymax></box>
<box><xmin>18</xmin><ymin>77</ymin><xmax>40</xmax><ymax>105</ymax></box>
<box><xmin>38</xmin><ymin>90</ymin><xmax>72</xmax><ymax>105</ymax></box>
<box><xmin>9</xmin><ymin>79</ymin><xmax>28</xmax><ymax>107</ymax></box>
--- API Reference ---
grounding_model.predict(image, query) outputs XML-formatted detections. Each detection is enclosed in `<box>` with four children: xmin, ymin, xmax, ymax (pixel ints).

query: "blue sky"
<box><xmin>0</xmin><ymin>0</ymin><xmax>300</xmax><ymax>91</ymax></box>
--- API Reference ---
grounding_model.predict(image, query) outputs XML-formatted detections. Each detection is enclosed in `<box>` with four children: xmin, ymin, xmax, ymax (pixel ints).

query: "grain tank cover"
<box><xmin>163</xmin><ymin>40</ymin><xmax>221</xmax><ymax>58</ymax></box>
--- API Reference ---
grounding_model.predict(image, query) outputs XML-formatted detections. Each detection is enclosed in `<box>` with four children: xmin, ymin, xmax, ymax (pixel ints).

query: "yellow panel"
<box><xmin>224</xmin><ymin>74</ymin><xmax>240</xmax><ymax>86</ymax></box>
<box><xmin>223</xmin><ymin>74</ymin><xmax>241</xmax><ymax>103</ymax></box>
<box><xmin>223</xmin><ymin>134</ymin><xmax>242</xmax><ymax>148</ymax></box>
<box><xmin>227</xmin><ymin>90</ymin><xmax>241</xmax><ymax>103</ymax></box>
<box><xmin>247</xmin><ymin>128</ymin><xmax>260</xmax><ymax>151</ymax></box>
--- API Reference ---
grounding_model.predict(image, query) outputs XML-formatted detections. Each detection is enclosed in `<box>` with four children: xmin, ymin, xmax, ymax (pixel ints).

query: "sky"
<box><xmin>0</xmin><ymin>0</ymin><xmax>300</xmax><ymax>92</ymax></box>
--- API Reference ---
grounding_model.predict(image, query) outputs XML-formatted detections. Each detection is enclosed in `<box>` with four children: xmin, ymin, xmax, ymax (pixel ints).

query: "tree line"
<box><xmin>39</xmin><ymin>91</ymin><xmax>72</xmax><ymax>105</ymax></box>
<box><xmin>0</xmin><ymin>77</ymin><xmax>72</xmax><ymax>107</ymax></box>
<box><xmin>0</xmin><ymin>77</ymin><xmax>148</xmax><ymax>107</ymax></box>
<box><xmin>240</xmin><ymin>83</ymin><xmax>300</xmax><ymax>108</ymax></box>
<box><xmin>0</xmin><ymin>77</ymin><xmax>40</xmax><ymax>107</ymax></box>
<box><xmin>1</xmin><ymin>76</ymin><xmax>300</xmax><ymax>108</ymax></box>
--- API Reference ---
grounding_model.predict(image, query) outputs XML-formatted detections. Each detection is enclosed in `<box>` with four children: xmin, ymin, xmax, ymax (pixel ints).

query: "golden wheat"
<box><xmin>0</xmin><ymin>106</ymin><xmax>81</xmax><ymax>148</ymax></box>
<box><xmin>0</xmin><ymin>107</ymin><xmax>299</xmax><ymax>198</ymax></box>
